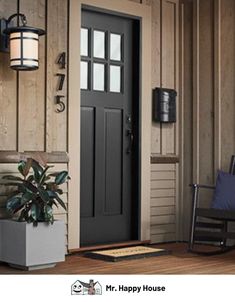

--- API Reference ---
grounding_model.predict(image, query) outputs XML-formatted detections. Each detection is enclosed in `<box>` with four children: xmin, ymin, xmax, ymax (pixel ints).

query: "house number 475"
<box><xmin>55</xmin><ymin>52</ymin><xmax>66</xmax><ymax>113</ymax></box>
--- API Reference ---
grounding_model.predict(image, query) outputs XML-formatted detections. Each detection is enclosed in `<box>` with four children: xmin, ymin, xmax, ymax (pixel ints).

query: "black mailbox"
<box><xmin>153</xmin><ymin>87</ymin><xmax>177</xmax><ymax>123</ymax></box>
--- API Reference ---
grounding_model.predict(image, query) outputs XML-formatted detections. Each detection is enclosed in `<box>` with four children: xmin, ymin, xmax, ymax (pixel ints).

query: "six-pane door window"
<box><xmin>80</xmin><ymin>28</ymin><xmax>123</xmax><ymax>93</ymax></box>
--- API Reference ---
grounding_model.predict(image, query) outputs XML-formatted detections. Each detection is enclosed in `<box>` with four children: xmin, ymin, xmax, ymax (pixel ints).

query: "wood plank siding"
<box><xmin>181</xmin><ymin>0</ymin><xmax>235</xmax><ymax>240</ymax></box>
<box><xmin>0</xmin><ymin>0</ymin><xmax>68</xmax><ymax>152</ymax></box>
<box><xmin>150</xmin><ymin>163</ymin><xmax>178</xmax><ymax>243</ymax></box>
<box><xmin>151</xmin><ymin>0</ymin><xmax>180</xmax><ymax>157</ymax></box>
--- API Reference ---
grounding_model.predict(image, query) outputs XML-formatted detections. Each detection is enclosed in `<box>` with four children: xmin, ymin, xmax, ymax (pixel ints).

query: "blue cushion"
<box><xmin>211</xmin><ymin>170</ymin><xmax>235</xmax><ymax>210</ymax></box>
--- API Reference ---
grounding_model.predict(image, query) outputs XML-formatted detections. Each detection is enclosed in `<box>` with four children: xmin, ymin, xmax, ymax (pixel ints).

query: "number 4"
<box><xmin>56</xmin><ymin>52</ymin><xmax>66</xmax><ymax>69</ymax></box>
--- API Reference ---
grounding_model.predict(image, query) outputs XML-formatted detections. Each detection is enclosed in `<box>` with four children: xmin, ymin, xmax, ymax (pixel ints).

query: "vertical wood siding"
<box><xmin>220</xmin><ymin>0</ymin><xmax>235</xmax><ymax>171</ymax></box>
<box><xmin>151</xmin><ymin>0</ymin><xmax>179</xmax><ymax>157</ymax></box>
<box><xmin>46</xmin><ymin>0</ymin><xmax>68</xmax><ymax>152</ymax></box>
<box><xmin>19</xmin><ymin>0</ymin><xmax>46</xmax><ymax>151</ymax></box>
<box><xmin>0</xmin><ymin>1</ymin><xmax>17</xmax><ymax>150</ymax></box>
<box><xmin>0</xmin><ymin>0</ymin><xmax>68</xmax><ymax>152</ymax></box>
<box><xmin>181</xmin><ymin>0</ymin><xmax>193</xmax><ymax>240</ymax></box>
<box><xmin>198</xmin><ymin>0</ymin><xmax>214</xmax><ymax>186</ymax></box>
<box><xmin>182</xmin><ymin>0</ymin><xmax>235</xmax><ymax>240</ymax></box>
<box><xmin>191</xmin><ymin>0</ymin><xmax>235</xmax><ymax>186</ymax></box>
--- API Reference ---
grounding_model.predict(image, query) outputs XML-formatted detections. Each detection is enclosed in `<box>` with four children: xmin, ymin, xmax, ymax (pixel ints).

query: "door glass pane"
<box><xmin>81</xmin><ymin>28</ymin><xmax>88</xmax><ymax>57</ymax></box>
<box><xmin>93</xmin><ymin>30</ymin><xmax>105</xmax><ymax>59</ymax></box>
<box><xmin>93</xmin><ymin>63</ymin><xmax>105</xmax><ymax>91</ymax></box>
<box><xmin>110</xmin><ymin>65</ymin><xmax>121</xmax><ymax>93</ymax></box>
<box><xmin>80</xmin><ymin>61</ymin><xmax>88</xmax><ymax>90</ymax></box>
<box><xmin>110</xmin><ymin>34</ymin><xmax>121</xmax><ymax>61</ymax></box>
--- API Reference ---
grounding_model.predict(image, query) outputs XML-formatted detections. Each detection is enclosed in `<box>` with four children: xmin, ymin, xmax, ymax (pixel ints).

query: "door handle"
<box><xmin>126</xmin><ymin>129</ymin><xmax>133</xmax><ymax>154</ymax></box>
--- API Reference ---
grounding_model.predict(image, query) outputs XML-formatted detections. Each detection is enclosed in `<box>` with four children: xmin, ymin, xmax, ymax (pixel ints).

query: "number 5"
<box><xmin>55</xmin><ymin>95</ymin><xmax>65</xmax><ymax>113</ymax></box>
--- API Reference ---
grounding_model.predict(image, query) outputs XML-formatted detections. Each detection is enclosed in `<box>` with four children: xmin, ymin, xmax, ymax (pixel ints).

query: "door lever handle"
<box><xmin>126</xmin><ymin>129</ymin><xmax>134</xmax><ymax>154</ymax></box>
<box><xmin>126</xmin><ymin>129</ymin><xmax>132</xmax><ymax>136</ymax></box>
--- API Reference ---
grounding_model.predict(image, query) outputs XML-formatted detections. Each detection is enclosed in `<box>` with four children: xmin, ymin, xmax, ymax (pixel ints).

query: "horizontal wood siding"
<box><xmin>150</xmin><ymin>163</ymin><xmax>177</xmax><ymax>243</ymax></box>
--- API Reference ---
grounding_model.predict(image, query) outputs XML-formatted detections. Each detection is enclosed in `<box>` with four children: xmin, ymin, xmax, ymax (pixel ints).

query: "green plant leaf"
<box><xmin>23</xmin><ymin>181</ymin><xmax>38</xmax><ymax>193</ymax></box>
<box><xmin>24</xmin><ymin>158</ymin><xmax>32</xmax><ymax>177</ymax></box>
<box><xmin>27</xmin><ymin>175</ymin><xmax>35</xmax><ymax>182</ymax></box>
<box><xmin>43</xmin><ymin>176</ymin><xmax>51</xmax><ymax>182</ymax></box>
<box><xmin>55</xmin><ymin>171</ymin><xmax>70</xmax><ymax>185</ymax></box>
<box><xmin>45</xmin><ymin>205</ymin><xmax>53</xmax><ymax>218</ymax></box>
<box><xmin>38</xmin><ymin>188</ymin><xmax>50</xmax><ymax>203</ymax></box>
<box><xmin>39</xmin><ymin>165</ymin><xmax>52</xmax><ymax>185</ymax></box>
<box><xmin>22</xmin><ymin>191</ymin><xmax>34</xmax><ymax>203</ymax></box>
<box><xmin>31</xmin><ymin>160</ymin><xmax>43</xmax><ymax>183</ymax></box>
<box><xmin>18</xmin><ymin>159</ymin><xmax>32</xmax><ymax>178</ymax></box>
<box><xmin>31</xmin><ymin>203</ymin><xmax>41</xmax><ymax>221</ymax></box>
<box><xmin>3</xmin><ymin>158</ymin><xmax>69</xmax><ymax>224</ymax></box>
<box><xmin>2</xmin><ymin>175</ymin><xmax>24</xmax><ymax>182</ymax></box>
<box><xmin>46</xmin><ymin>182</ymin><xmax>58</xmax><ymax>191</ymax></box>
<box><xmin>18</xmin><ymin>184</ymin><xmax>27</xmax><ymax>194</ymax></box>
<box><xmin>47</xmin><ymin>190</ymin><xmax>57</xmax><ymax>198</ymax></box>
<box><xmin>6</xmin><ymin>196</ymin><xmax>22</xmax><ymax>213</ymax></box>
<box><xmin>18</xmin><ymin>160</ymin><xmax>26</xmax><ymax>177</ymax></box>
<box><xmin>54</xmin><ymin>194</ymin><xmax>67</xmax><ymax>211</ymax></box>
<box><xmin>52</xmin><ymin>200</ymin><xmax>58</xmax><ymax>208</ymax></box>
<box><xmin>18</xmin><ymin>209</ymin><xmax>27</xmax><ymax>222</ymax></box>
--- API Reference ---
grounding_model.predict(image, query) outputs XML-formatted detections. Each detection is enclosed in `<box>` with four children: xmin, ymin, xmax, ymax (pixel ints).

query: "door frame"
<box><xmin>68</xmin><ymin>0</ymin><xmax>152</xmax><ymax>250</ymax></box>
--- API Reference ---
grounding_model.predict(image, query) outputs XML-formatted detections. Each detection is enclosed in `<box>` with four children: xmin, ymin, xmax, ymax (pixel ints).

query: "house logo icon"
<box><xmin>71</xmin><ymin>279</ymin><xmax>102</xmax><ymax>295</ymax></box>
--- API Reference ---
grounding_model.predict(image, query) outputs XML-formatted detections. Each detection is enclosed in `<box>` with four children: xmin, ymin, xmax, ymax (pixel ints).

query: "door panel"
<box><xmin>80</xmin><ymin>9</ymin><xmax>137</xmax><ymax>246</ymax></box>
<box><xmin>80</xmin><ymin>107</ymin><xmax>95</xmax><ymax>218</ymax></box>
<box><xmin>104</xmin><ymin>109</ymin><xmax>123</xmax><ymax>215</ymax></box>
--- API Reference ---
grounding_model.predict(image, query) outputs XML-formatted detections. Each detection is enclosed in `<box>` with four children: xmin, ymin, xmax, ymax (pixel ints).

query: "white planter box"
<box><xmin>0</xmin><ymin>220</ymin><xmax>65</xmax><ymax>270</ymax></box>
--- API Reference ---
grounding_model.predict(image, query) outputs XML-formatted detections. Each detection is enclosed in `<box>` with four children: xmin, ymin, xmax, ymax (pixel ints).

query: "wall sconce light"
<box><xmin>0</xmin><ymin>13</ymin><xmax>45</xmax><ymax>71</ymax></box>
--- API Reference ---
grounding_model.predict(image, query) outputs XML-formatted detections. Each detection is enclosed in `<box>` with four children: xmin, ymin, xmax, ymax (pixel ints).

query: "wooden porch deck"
<box><xmin>1</xmin><ymin>243</ymin><xmax>235</xmax><ymax>274</ymax></box>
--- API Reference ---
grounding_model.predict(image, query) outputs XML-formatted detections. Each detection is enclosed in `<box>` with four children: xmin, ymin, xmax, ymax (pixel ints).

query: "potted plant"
<box><xmin>0</xmin><ymin>158</ymin><xmax>70</xmax><ymax>270</ymax></box>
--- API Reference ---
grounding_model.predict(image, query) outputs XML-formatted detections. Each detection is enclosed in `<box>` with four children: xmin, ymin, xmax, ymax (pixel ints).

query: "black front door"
<box><xmin>80</xmin><ymin>9</ymin><xmax>139</xmax><ymax>246</ymax></box>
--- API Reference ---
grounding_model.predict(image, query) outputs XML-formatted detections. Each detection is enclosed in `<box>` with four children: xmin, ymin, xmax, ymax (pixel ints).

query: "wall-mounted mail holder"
<box><xmin>152</xmin><ymin>87</ymin><xmax>177</xmax><ymax>123</ymax></box>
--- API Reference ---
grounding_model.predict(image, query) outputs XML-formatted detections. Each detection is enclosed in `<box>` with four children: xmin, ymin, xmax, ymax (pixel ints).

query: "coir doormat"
<box><xmin>85</xmin><ymin>246</ymin><xmax>170</xmax><ymax>262</ymax></box>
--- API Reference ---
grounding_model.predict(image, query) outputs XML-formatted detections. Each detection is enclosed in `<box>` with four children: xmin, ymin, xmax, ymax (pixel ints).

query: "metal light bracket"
<box><xmin>0</xmin><ymin>18</ymin><xmax>11</xmax><ymax>52</ymax></box>
<box><xmin>0</xmin><ymin>13</ymin><xmax>26</xmax><ymax>53</ymax></box>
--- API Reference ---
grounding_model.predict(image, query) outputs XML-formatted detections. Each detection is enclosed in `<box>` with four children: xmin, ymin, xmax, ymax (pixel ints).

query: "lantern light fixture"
<box><xmin>0</xmin><ymin>13</ymin><xmax>45</xmax><ymax>71</ymax></box>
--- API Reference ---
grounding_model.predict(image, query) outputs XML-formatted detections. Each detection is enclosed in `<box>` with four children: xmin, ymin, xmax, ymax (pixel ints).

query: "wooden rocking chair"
<box><xmin>188</xmin><ymin>155</ymin><xmax>235</xmax><ymax>255</ymax></box>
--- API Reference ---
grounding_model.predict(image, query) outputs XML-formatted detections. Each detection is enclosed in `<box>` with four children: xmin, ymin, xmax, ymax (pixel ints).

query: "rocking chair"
<box><xmin>188</xmin><ymin>155</ymin><xmax>235</xmax><ymax>255</ymax></box>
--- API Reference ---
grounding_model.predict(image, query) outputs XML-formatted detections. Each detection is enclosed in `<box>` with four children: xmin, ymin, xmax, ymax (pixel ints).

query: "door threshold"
<box><xmin>69</xmin><ymin>240</ymin><xmax>151</xmax><ymax>254</ymax></box>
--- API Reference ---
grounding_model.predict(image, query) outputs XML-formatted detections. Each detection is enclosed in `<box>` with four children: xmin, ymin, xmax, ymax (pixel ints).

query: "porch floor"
<box><xmin>1</xmin><ymin>243</ymin><xmax>235</xmax><ymax>274</ymax></box>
